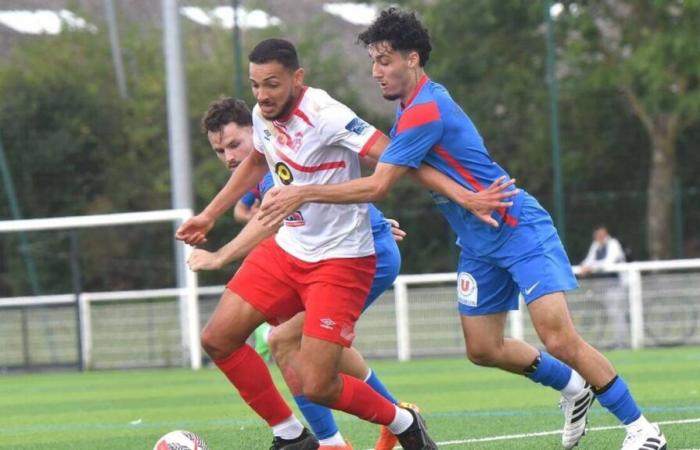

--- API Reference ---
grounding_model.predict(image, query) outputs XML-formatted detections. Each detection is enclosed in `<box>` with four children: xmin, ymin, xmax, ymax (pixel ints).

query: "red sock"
<box><xmin>214</xmin><ymin>345</ymin><xmax>292</xmax><ymax>426</ymax></box>
<box><xmin>330</xmin><ymin>373</ymin><xmax>397</xmax><ymax>425</ymax></box>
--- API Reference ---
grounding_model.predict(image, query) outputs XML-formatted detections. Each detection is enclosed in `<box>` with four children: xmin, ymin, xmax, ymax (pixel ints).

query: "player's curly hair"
<box><xmin>201</xmin><ymin>97</ymin><xmax>252</xmax><ymax>133</ymax></box>
<box><xmin>358</xmin><ymin>7</ymin><xmax>432</xmax><ymax>67</ymax></box>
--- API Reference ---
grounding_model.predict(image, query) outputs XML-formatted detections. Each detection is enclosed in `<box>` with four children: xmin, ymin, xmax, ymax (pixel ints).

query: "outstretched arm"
<box><xmin>259</xmin><ymin>161</ymin><xmax>408</xmax><ymax>226</ymax></box>
<box><xmin>187</xmin><ymin>210</ymin><xmax>280</xmax><ymax>271</ymax></box>
<box><xmin>175</xmin><ymin>151</ymin><xmax>269</xmax><ymax>245</ymax></box>
<box><xmin>411</xmin><ymin>165</ymin><xmax>518</xmax><ymax>227</ymax></box>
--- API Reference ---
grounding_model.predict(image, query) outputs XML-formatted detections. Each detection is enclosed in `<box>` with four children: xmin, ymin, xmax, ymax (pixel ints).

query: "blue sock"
<box><xmin>365</xmin><ymin>369</ymin><xmax>398</xmax><ymax>404</ymax></box>
<box><xmin>293</xmin><ymin>395</ymin><xmax>337</xmax><ymax>439</ymax></box>
<box><xmin>595</xmin><ymin>376</ymin><xmax>642</xmax><ymax>425</ymax></box>
<box><xmin>525</xmin><ymin>351</ymin><xmax>572</xmax><ymax>390</ymax></box>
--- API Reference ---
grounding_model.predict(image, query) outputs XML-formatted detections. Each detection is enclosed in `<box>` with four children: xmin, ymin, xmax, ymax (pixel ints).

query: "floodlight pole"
<box><xmin>104</xmin><ymin>0</ymin><xmax>128</xmax><ymax>99</ymax></box>
<box><xmin>162</xmin><ymin>0</ymin><xmax>201</xmax><ymax>369</ymax></box>
<box><xmin>231</xmin><ymin>0</ymin><xmax>244</xmax><ymax>96</ymax></box>
<box><xmin>546</xmin><ymin>0</ymin><xmax>566</xmax><ymax>244</ymax></box>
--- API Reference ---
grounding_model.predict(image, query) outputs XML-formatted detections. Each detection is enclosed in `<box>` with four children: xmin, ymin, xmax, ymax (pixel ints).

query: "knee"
<box><xmin>200</xmin><ymin>326</ymin><xmax>237</xmax><ymax>360</ymax></box>
<box><xmin>267</xmin><ymin>329</ymin><xmax>294</xmax><ymax>363</ymax></box>
<box><xmin>542</xmin><ymin>333</ymin><xmax>581</xmax><ymax>364</ymax></box>
<box><xmin>466</xmin><ymin>345</ymin><xmax>498</xmax><ymax>367</ymax></box>
<box><xmin>300</xmin><ymin>373</ymin><xmax>338</xmax><ymax>405</ymax></box>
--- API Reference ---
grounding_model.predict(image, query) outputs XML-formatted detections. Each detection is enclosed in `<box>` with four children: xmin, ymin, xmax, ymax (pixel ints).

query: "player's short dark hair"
<box><xmin>358</xmin><ymin>7</ymin><xmax>432</xmax><ymax>67</ymax></box>
<box><xmin>248</xmin><ymin>38</ymin><xmax>300</xmax><ymax>71</ymax></box>
<box><xmin>201</xmin><ymin>97</ymin><xmax>252</xmax><ymax>133</ymax></box>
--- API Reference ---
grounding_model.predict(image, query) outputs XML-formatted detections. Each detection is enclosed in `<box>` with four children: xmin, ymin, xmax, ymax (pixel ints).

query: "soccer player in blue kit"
<box><xmin>259</xmin><ymin>8</ymin><xmax>667</xmax><ymax>450</ymax></box>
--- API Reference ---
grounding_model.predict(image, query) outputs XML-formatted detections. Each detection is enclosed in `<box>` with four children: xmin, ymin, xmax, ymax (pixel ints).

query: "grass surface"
<box><xmin>2</xmin><ymin>346</ymin><xmax>699</xmax><ymax>449</ymax></box>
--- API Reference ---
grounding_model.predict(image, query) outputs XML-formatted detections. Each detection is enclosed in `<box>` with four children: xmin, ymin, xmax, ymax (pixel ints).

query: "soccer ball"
<box><xmin>153</xmin><ymin>430</ymin><xmax>209</xmax><ymax>450</ymax></box>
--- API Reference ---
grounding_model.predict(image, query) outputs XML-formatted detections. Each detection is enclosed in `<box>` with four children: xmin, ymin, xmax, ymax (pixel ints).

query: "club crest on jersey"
<box><xmin>275</xmin><ymin>162</ymin><xmax>294</xmax><ymax>185</ymax></box>
<box><xmin>284</xmin><ymin>211</ymin><xmax>305</xmax><ymax>227</ymax></box>
<box><xmin>345</xmin><ymin>117</ymin><xmax>370</xmax><ymax>135</ymax></box>
<box><xmin>457</xmin><ymin>272</ymin><xmax>478</xmax><ymax>307</ymax></box>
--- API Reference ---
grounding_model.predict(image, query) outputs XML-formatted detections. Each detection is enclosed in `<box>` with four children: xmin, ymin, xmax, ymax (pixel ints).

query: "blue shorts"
<box><xmin>363</xmin><ymin>226</ymin><xmax>401</xmax><ymax>311</ymax></box>
<box><xmin>456</xmin><ymin>194</ymin><xmax>578</xmax><ymax>316</ymax></box>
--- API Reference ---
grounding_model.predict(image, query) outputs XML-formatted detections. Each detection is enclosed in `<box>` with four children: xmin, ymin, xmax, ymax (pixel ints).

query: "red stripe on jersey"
<box><xmin>294</xmin><ymin>109</ymin><xmax>314</xmax><ymax>127</ymax></box>
<box><xmin>275</xmin><ymin>149</ymin><xmax>346</xmax><ymax>173</ymax></box>
<box><xmin>401</xmin><ymin>74</ymin><xmax>429</xmax><ymax>109</ymax></box>
<box><xmin>433</xmin><ymin>145</ymin><xmax>519</xmax><ymax>227</ymax></box>
<box><xmin>359</xmin><ymin>129</ymin><xmax>382</xmax><ymax>157</ymax></box>
<box><xmin>396</xmin><ymin>102</ymin><xmax>440</xmax><ymax>134</ymax></box>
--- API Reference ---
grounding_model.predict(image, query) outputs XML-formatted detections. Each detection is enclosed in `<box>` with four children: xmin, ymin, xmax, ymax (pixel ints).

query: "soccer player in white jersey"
<box><xmin>176</xmin><ymin>39</ymin><xmax>478</xmax><ymax>450</ymax></box>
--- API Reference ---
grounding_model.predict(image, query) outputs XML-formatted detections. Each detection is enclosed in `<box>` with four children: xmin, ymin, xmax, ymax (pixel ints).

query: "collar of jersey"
<box><xmin>275</xmin><ymin>85</ymin><xmax>309</xmax><ymax>124</ymax></box>
<box><xmin>400</xmin><ymin>74</ymin><xmax>429</xmax><ymax>110</ymax></box>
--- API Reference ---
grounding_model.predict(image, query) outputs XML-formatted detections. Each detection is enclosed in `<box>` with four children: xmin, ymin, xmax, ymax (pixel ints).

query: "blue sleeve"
<box><xmin>258</xmin><ymin>172</ymin><xmax>275</xmax><ymax>199</ymax></box>
<box><xmin>379</xmin><ymin>102</ymin><xmax>443</xmax><ymax>168</ymax></box>
<box><xmin>240</xmin><ymin>191</ymin><xmax>257</xmax><ymax>208</ymax></box>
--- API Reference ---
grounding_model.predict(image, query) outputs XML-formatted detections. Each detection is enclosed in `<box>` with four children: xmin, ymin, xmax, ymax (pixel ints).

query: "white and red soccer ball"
<box><xmin>153</xmin><ymin>430</ymin><xmax>209</xmax><ymax>450</ymax></box>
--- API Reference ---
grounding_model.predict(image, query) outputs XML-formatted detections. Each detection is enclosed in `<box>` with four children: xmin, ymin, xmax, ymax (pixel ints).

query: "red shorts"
<box><xmin>227</xmin><ymin>237</ymin><xmax>376</xmax><ymax>347</ymax></box>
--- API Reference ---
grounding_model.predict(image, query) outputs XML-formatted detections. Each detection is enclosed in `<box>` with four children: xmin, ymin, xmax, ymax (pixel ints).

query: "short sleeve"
<box><xmin>258</xmin><ymin>172</ymin><xmax>275</xmax><ymax>198</ymax></box>
<box><xmin>240</xmin><ymin>190</ymin><xmax>258</xmax><ymax>208</ymax></box>
<box><xmin>380</xmin><ymin>101</ymin><xmax>443</xmax><ymax>168</ymax></box>
<box><xmin>317</xmin><ymin>103</ymin><xmax>381</xmax><ymax>156</ymax></box>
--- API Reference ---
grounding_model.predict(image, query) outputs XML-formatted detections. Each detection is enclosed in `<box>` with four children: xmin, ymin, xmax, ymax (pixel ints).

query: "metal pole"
<box><xmin>162</xmin><ymin>0</ymin><xmax>198</xmax><ymax>369</ymax></box>
<box><xmin>546</xmin><ymin>0</ymin><xmax>565</xmax><ymax>244</ymax></box>
<box><xmin>104</xmin><ymin>0</ymin><xmax>128</xmax><ymax>99</ymax></box>
<box><xmin>0</xmin><ymin>130</ymin><xmax>42</xmax><ymax>295</ymax></box>
<box><xmin>232</xmin><ymin>0</ymin><xmax>244</xmax><ymax>96</ymax></box>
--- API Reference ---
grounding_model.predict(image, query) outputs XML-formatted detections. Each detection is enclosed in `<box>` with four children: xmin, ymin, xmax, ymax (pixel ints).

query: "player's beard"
<box><xmin>264</xmin><ymin>92</ymin><xmax>296</xmax><ymax>121</ymax></box>
<box><xmin>382</xmin><ymin>92</ymin><xmax>401</xmax><ymax>101</ymax></box>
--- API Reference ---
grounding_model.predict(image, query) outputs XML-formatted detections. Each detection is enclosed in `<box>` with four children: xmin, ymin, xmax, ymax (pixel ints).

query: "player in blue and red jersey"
<box><xmin>259</xmin><ymin>8</ymin><xmax>667</xmax><ymax>450</ymax></box>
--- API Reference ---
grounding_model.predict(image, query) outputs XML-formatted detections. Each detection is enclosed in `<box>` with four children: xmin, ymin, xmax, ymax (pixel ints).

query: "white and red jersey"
<box><xmin>252</xmin><ymin>86</ymin><xmax>382</xmax><ymax>262</ymax></box>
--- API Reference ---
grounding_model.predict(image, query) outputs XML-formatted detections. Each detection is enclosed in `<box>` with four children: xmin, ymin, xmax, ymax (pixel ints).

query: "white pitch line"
<box><xmin>364</xmin><ymin>417</ymin><xmax>700</xmax><ymax>449</ymax></box>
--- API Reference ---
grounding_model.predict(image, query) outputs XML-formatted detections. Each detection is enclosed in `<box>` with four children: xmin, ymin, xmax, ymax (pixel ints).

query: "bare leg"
<box><xmin>460</xmin><ymin>311</ymin><xmax>539</xmax><ymax>373</ymax></box>
<box><xmin>528</xmin><ymin>292</ymin><xmax>616</xmax><ymax>387</ymax></box>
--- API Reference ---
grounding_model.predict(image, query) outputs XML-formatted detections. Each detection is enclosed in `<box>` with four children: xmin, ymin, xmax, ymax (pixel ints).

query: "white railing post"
<box><xmin>181</xmin><ymin>242</ymin><xmax>201</xmax><ymax>369</ymax></box>
<box><xmin>78</xmin><ymin>293</ymin><xmax>91</xmax><ymax>370</ymax></box>
<box><xmin>627</xmin><ymin>266</ymin><xmax>644</xmax><ymax>349</ymax></box>
<box><xmin>509</xmin><ymin>296</ymin><xmax>525</xmax><ymax>340</ymax></box>
<box><xmin>394</xmin><ymin>277</ymin><xmax>411</xmax><ymax>361</ymax></box>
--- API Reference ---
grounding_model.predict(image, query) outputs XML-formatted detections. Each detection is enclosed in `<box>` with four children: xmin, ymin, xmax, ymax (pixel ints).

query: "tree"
<box><xmin>559</xmin><ymin>0</ymin><xmax>700</xmax><ymax>259</ymax></box>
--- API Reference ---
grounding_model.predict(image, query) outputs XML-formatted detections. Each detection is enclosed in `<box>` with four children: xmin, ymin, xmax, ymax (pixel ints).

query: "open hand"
<box><xmin>463</xmin><ymin>176</ymin><xmax>519</xmax><ymax>227</ymax></box>
<box><xmin>258</xmin><ymin>186</ymin><xmax>304</xmax><ymax>227</ymax></box>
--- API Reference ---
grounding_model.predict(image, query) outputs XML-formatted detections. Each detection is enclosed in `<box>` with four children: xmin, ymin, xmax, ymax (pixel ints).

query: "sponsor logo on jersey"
<box><xmin>275</xmin><ymin>162</ymin><xmax>294</xmax><ymax>185</ymax></box>
<box><xmin>345</xmin><ymin>117</ymin><xmax>370</xmax><ymax>135</ymax></box>
<box><xmin>284</xmin><ymin>211</ymin><xmax>305</xmax><ymax>227</ymax></box>
<box><xmin>457</xmin><ymin>272</ymin><xmax>478</xmax><ymax>307</ymax></box>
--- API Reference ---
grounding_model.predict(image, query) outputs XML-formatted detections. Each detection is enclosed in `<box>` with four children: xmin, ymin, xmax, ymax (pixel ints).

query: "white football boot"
<box><xmin>620</xmin><ymin>422</ymin><xmax>667</xmax><ymax>450</ymax></box>
<box><xmin>560</xmin><ymin>383</ymin><xmax>595</xmax><ymax>449</ymax></box>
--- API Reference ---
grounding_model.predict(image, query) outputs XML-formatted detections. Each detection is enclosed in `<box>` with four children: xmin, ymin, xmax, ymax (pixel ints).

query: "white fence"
<box><xmin>0</xmin><ymin>209</ymin><xmax>201</xmax><ymax>370</ymax></box>
<box><xmin>1</xmin><ymin>258</ymin><xmax>699</xmax><ymax>370</ymax></box>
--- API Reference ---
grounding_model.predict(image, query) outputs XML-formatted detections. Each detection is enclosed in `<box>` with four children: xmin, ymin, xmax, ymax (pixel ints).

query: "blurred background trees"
<box><xmin>0</xmin><ymin>0</ymin><xmax>698</xmax><ymax>296</ymax></box>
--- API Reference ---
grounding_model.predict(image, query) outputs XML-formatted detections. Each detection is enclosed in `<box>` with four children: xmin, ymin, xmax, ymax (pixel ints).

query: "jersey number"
<box><xmin>275</xmin><ymin>162</ymin><xmax>294</xmax><ymax>185</ymax></box>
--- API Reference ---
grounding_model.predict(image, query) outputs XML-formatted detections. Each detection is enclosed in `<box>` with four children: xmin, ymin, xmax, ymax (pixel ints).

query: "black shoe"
<box><xmin>396</xmin><ymin>408</ymin><xmax>437</xmax><ymax>450</ymax></box>
<box><xmin>269</xmin><ymin>428</ymin><xmax>319</xmax><ymax>450</ymax></box>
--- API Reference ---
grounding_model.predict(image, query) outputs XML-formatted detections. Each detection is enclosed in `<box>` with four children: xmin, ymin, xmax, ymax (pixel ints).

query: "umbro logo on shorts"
<box><xmin>320</xmin><ymin>318</ymin><xmax>336</xmax><ymax>330</ymax></box>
